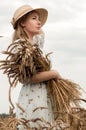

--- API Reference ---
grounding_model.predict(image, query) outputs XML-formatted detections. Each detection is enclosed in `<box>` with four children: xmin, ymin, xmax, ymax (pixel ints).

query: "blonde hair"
<box><xmin>12</xmin><ymin>22</ymin><xmax>29</xmax><ymax>42</ymax></box>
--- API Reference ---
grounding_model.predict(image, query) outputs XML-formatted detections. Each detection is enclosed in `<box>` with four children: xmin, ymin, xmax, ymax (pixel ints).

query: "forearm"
<box><xmin>29</xmin><ymin>70</ymin><xmax>62</xmax><ymax>83</ymax></box>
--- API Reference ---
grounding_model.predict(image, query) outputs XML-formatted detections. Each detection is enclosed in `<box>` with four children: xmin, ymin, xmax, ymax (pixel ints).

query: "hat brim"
<box><xmin>12</xmin><ymin>8</ymin><xmax>48</xmax><ymax>29</ymax></box>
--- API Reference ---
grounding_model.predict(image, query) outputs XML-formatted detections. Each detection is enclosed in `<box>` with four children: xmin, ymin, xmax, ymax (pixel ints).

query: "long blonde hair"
<box><xmin>12</xmin><ymin>23</ymin><xmax>29</xmax><ymax>42</ymax></box>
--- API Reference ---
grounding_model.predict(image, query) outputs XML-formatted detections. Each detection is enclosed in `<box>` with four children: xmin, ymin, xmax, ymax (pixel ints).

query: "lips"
<box><xmin>36</xmin><ymin>27</ymin><xmax>41</xmax><ymax>30</ymax></box>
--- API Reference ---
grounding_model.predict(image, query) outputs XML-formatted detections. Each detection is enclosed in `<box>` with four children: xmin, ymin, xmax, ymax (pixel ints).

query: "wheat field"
<box><xmin>0</xmin><ymin>108</ymin><xmax>86</xmax><ymax>130</ymax></box>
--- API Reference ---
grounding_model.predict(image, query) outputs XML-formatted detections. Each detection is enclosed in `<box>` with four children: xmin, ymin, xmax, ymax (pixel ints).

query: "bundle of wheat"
<box><xmin>0</xmin><ymin>39</ymin><xmax>86</xmax><ymax>129</ymax></box>
<box><xmin>0</xmin><ymin>39</ymin><xmax>50</xmax><ymax>86</ymax></box>
<box><xmin>47</xmin><ymin>79</ymin><xmax>81</xmax><ymax>119</ymax></box>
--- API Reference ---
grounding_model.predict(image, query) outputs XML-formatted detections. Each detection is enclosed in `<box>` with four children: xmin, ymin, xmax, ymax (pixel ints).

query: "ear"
<box><xmin>20</xmin><ymin>21</ymin><xmax>25</xmax><ymax>27</ymax></box>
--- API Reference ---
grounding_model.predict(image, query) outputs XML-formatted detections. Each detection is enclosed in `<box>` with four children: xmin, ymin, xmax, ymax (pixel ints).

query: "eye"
<box><xmin>32</xmin><ymin>16</ymin><xmax>36</xmax><ymax>19</ymax></box>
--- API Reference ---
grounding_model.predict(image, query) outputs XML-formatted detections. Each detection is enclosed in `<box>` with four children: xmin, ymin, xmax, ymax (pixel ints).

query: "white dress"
<box><xmin>16</xmin><ymin>35</ymin><xmax>55</xmax><ymax>129</ymax></box>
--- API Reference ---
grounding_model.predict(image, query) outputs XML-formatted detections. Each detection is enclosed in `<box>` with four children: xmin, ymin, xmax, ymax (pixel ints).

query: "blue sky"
<box><xmin>0</xmin><ymin>0</ymin><xmax>86</xmax><ymax>113</ymax></box>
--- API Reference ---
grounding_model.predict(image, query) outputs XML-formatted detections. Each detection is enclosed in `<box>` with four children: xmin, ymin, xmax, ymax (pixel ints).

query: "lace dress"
<box><xmin>16</xmin><ymin>35</ymin><xmax>55</xmax><ymax>129</ymax></box>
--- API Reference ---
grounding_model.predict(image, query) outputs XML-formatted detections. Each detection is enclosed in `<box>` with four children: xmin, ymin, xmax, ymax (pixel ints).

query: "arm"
<box><xmin>29</xmin><ymin>70</ymin><xmax>62</xmax><ymax>84</ymax></box>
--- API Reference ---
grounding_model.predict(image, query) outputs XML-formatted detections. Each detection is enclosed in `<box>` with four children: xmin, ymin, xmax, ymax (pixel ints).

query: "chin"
<box><xmin>34</xmin><ymin>31</ymin><xmax>40</xmax><ymax>35</ymax></box>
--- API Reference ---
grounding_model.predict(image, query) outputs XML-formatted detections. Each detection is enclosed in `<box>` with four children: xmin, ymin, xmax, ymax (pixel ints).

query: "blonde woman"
<box><xmin>11</xmin><ymin>5</ymin><xmax>62</xmax><ymax>129</ymax></box>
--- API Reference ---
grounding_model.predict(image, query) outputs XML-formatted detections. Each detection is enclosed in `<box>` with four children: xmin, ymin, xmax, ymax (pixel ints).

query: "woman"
<box><xmin>11</xmin><ymin>5</ymin><xmax>62</xmax><ymax>129</ymax></box>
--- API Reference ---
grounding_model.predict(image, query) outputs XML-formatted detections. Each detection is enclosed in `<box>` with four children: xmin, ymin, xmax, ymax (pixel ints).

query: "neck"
<box><xmin>28</xmin><ymin>33</ymin><xmax>33</xmax><ymax>43</ymax></box>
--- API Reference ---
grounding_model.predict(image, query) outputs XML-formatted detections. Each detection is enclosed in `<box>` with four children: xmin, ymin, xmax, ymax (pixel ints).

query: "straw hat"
<box><xmin>11</xmin><ymin>5</ymin><xmax>48</xmax><ymax>29</ymax></box>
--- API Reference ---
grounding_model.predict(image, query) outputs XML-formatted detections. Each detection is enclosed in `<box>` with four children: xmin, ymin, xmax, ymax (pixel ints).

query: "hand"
<box><xmin>51</xmin><ymin>70</ymin><xmax>62</xmax><ymax>80</ymax></box>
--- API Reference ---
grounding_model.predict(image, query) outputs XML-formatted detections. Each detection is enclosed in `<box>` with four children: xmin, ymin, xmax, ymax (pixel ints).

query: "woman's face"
<box><xmin>22</xmin><ymin>11</ymin><xmax>41</xmax><ymax>36</ymax></box>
